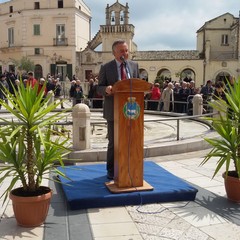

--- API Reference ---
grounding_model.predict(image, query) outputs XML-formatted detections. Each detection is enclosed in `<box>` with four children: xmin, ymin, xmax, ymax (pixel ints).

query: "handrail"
<box><xmin>0</xmin><ymin>109</ymin><xmax>216</xmax><ymax>141</ymax></box>
<box><xmin>53</xmin><ymin>111</ymin><xmax>215</xmax><ymax>141</ymax></box>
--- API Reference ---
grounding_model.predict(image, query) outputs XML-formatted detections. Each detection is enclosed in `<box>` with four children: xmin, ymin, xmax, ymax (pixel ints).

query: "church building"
<box><xmin>78</xmin><ymin>1</ymin><xmax>240</xmax><ymax>88</ymax></box>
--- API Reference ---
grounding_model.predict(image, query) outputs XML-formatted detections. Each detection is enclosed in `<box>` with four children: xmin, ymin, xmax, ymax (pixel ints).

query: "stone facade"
<box><xmin>0</xmin><ymin>0</ymin><xmax>239</xmax><ymax>89</ymax></box>
<box><xmin>0</xmin><ymin>0</ymin><xmax>90</xmax><ymax>79</ymax></box>
<box><xmin>78</xmin><ymin>3</ymin><xmax>240</xmax><ymax>88</ymax></box>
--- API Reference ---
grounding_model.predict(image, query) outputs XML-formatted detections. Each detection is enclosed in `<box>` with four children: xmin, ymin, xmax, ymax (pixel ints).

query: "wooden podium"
<box><xmin>106</xmin><ymin>78</ymin><xmax>154</xmax><ymax>193</ymax></box>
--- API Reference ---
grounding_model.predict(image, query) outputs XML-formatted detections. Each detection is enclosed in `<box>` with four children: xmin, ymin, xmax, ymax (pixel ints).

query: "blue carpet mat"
<box><xmin>58</xmin><ymin>161</ymin><xmax>198</xmax><ymax>210</ymax></box>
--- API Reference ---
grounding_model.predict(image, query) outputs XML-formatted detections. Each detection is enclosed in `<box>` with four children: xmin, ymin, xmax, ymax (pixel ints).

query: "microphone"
<box><xmin>120</xmin><ymin>55</ymin><xmax>130</xmax><ymax>79</ymax></box>
<box><xmin>120</xmin><ymin>55</ymin><xmax>126</xmax><ymax>65</ymax></box>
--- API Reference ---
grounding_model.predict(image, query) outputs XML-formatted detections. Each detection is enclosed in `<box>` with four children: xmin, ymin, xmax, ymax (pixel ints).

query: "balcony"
<box><xmin>53</xmin><ymin>37</ymin><xmax>68</xmax><ymax>46</ymax></box>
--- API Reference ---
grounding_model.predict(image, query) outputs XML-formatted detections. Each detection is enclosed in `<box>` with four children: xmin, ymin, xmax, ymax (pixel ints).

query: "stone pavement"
<box><xmin>1</xmin><ymin>149</ymin><xmax>240</xmax><ymax>240</ymax></box>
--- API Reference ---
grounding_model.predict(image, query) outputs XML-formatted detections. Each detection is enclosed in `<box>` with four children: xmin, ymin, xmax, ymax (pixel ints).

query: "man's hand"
<box><xmin>105</xmin><ymin>85</ymin><xmax>113</xmax><ymax>95</ymax></box>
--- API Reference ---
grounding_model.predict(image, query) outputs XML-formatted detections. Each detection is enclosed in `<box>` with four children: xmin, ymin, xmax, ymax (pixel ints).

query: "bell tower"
<box><xmin>101</xmin><ymin>1</ymin><xmax>136</xmax><ymax>53</ymax></box>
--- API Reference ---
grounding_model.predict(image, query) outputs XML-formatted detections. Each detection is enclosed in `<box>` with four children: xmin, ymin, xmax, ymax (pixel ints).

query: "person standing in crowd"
<box><xmin>148</xmin><ymin>82</ymin><xmax>161</xmax><ymax>110</ymax></box>
<box><xmin>37</xmin><ymin>78</ymin><xmax>48</xmax><ymax>98</ymax></box>
<box><xmin>161</xmin><ymin>82</ymin><xmax>174</xmax><ymax>112</ymax></box>
<box><xmin>200</xmin><ymin>80</ymin><xmax>214</xmax><ymax>101</ymax></box>
<box><xmin>73</xmin><ymin>86</ymin><xmax>83</xmax><ymax>105</ymax></box>
<box><xmin>88</xmin><ymin>78</ymin><xmax>95</xmax><ymax>99</ymax></box>
<box><xmin>52</xmin><ymin>78</ymin><xmax>64</xmax><ymax>109</ymax></box>
<box><xmin>212</xmin><ymin>81</ymin><xmax>226</xmax><ymax>101</ymax></box>
<box><xmin>173</xmin><ymin>82</ymin><xmax>181</xmax><ymax>113</ymax></box>
<box><xmin>26</xmin><ymin>71</ymin><xmax>38</xmax><ymax>88</ymax></box>
<box><xmin>178</xmin><ymin>81</ymin><xmax>190</xmax><ymax>113</ymax></box>
<box><xmin>6</xmin><ymin>70</ymin><xmax>17</xmax><ymax>95</ymax></box>
<box><xmin>74</xmin><ymin>80</ymin><xmax>83</xmax><ymax>92</ymax></box>
<box><xmin>0</xmin><ymin>74</ymin><xmax>9</xmax><ymax>109</ymax></box>
<box><xmin>88</xmin><ymin>78</ymin><xmax>103</xmax><ymax>108</ymax></box>
<box><xmin>70</xmin><ymin>80</ymin><xmax>83</xmax><ymax>106</ymax></box>
<box><xmin>46</xmin><ymin>76</ymin><xmax>54</xmax><ymax>92</ymax></box>
<box><xmin>69</xmin><ymin>80</ymin><xmax>76</xmax><ymax>103</ymax></box>
<box><xmin>189</xmin><ymin>80</ymin><xmax>196</xmax><ymax>95</ymax></box>
<box><xmin>200</xmin><ymin>79</ymin><xmax>214</xmax><ymax>113</ymax></box>
<box><xmin>97</xmin><ymin>39</ymin><xmax>140</xmax><ymax>180</ymax></box>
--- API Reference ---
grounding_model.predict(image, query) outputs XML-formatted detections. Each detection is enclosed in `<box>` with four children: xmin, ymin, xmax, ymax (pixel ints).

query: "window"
<box><xmin>33</xmin><ymin>24</ymin><xmax>40</xmax><ymax>35</ymax></box>
<box><xmin>9</xmin><ymin>6</ymin><xmax>13</xmax><ymax>13</ymax></box>
<box><xmin>56</xmin><ymin>24</ymin><xmax>65</xmax><ymax>45</ymax></box>
<box><xmin>56</xmin><ymin>24</ymin><xmax>65</xmax><ymax>37</ymax></box>
<box><xmin>221</xmin><ymin>34</ymin><xmax>229</xmax><ymax>45</ymax></box>
<box><xmin>35</xmin><ymin>48</ymin><xmax>40</xmax><ymax>55</ymax></box>
<box><xmin>34</xmin><ymin>2</ymin><xmax>40</xmax><ymax>9</ymax></box>
<box><xmin>8</xmin><ymin>27</ymin><xmax>14</xmax><ymax>47</ymax></box>
<box><xmin>58</xmin><ymin>0</ymin><xmax>63</xmax><ymax>8</ymax></box>
<box><xmin>85</xmin><ymin>70</ymin><xmax>92</xmax><ymax>80</ymax></box>
<box><xmin>9</xmin><ymin>65</ymin><xmax>15</xmax><ymax>72</ymax></box>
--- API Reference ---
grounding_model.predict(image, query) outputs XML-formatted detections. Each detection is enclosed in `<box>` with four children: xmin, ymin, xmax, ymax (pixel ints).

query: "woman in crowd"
<box><xmin>161</xmin><ymin>82</ymin><xmax>174</xmax><ymax>112</ymax></box>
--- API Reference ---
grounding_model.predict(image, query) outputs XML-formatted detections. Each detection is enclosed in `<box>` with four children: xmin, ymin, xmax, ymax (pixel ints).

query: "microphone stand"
<box><xmin>123</xmin><ymin>61</ymin><xmax>130</xmax><ymax>79</ymax></box>
<box><xmin>120</xmin><ymin>56</ymin><xmax>136</xmax><ymax>188</ymax></box>
<box><xmin>120</xmin><ymin>56</ymin><xmax>130</xmax><ymax>79</ymax></box>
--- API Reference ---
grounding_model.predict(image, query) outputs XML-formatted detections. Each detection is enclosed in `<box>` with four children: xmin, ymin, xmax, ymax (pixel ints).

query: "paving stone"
<box><xmin>179</xmin><ymin>226</ymin><xmax>210</xmax><ymax>240</ymax></box>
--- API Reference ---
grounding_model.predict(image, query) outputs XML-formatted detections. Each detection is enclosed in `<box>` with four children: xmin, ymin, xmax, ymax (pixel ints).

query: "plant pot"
<box><xmin>9</xmin><ymin>186</ymin><xmax>52</xmax><ymax>227</ymax></box>
<box><xmin>222</xmin><ymin>172</ymin><xmax>240</xmax><ymax>203</ymax></box>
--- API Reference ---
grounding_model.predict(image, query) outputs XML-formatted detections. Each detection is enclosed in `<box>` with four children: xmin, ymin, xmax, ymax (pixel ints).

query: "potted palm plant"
<box><xmin>200</xmin><ymin>78</ymin><xmax>240</xmax><ymax>202</ymax></box>
<box><xmin>0</xmin><ymin>80</ymin><xmax>71</xmax><ymax>227</ymax></box>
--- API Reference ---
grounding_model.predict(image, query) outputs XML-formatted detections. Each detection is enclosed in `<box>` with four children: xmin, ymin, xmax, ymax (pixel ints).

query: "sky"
<box><xmin>83</xmin><ymin>0</ymin><xmax>240</xmax><ymax>51</ymax></box>
<box><xmin>0</xmin><ymin>0</ymin><xmax>239</xmax><ymax>51</ymax></box>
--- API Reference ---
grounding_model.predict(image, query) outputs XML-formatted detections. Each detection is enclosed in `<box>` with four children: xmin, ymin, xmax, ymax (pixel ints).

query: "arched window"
<box><xmin>157</xmin><ymin>69</ymin><xmax>171</xmax><ymax>81</ymax></box>
<box><xmin>111</xmin><ymin>11</ymin><xmax>115</xmax><ymax>25</ymax></box>
<box><xmin>215</xmin><ymin>71</ymin><xmax>230</xmax><ymax>84</ymax></box>
<box><xmin>180</xmin><ymin>69</ymin><xmax>195</xmax><ymax>82</ymax></box>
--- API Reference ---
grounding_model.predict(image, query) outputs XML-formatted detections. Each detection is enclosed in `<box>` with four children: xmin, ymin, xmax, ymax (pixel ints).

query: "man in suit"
<box><xmin>97</xmin><ymin>39</ymin><xmax>140</xmax><ymax>180</ymax></box>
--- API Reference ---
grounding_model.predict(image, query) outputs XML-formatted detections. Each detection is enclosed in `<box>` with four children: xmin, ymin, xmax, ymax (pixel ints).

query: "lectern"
<box><xmin>105</xmin><ymin>78</ymin><xmax>154</xmax><ymax>193</ymax></box>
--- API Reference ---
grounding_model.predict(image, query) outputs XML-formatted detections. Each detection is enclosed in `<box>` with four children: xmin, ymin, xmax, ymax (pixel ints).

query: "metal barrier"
<box><xmin>0</xmin><ymin>105</ymin><xmax>215</xmax><ymax>142</ymax></box>
<box><xmin>87</xmin><ymin>112</ymin><xmax>214</xmax><ymax>141</ymax></box>
<box><xmin>45</xmin><ymin>110</ymin><xmax>215</xmax><ymax>141</ymax></box>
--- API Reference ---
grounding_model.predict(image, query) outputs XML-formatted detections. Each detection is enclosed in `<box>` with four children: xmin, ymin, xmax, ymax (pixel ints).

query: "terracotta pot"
<box><xmin>222</xmin><ymin>172</ymin><xmax>240</xmax><ymax>203</ymax></box>
<box><xmin>9</xmin><ymin>186</ymin><xmax>52</xmax><ymax>227</ymax></box>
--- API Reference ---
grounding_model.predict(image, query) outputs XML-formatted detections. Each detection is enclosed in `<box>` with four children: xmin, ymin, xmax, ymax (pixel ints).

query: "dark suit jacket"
<box><xmin>97</xmin><ymin>59</ymin><xmax>139</xmax><ymax>121</ymax></box>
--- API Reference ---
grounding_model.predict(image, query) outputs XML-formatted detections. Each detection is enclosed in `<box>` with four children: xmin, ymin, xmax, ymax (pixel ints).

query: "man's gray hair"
<box><xmin>112</xmin><ymin>39</ymin><xmax>127</xmax><ymax>52</ymax></box>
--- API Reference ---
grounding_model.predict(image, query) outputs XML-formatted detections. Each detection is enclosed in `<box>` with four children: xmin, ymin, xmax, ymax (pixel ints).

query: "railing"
<box><xmin>100</xmin><ymin>24</ymin><xmax>135</xmax><ymax>33</ymax></box>
<box><xmin>0</xmin><ymin>109</ymin><xmax>212</xmax><ymax>142</ymax></box>
<box><xmin>87</xmin><ymin>112</ymin><xmax>215</xmax><ymax>141</ymax></box>
<box><xmin>53</xmin><ymin>37</ymin><xmax>68</xmax><ymax>46</ymax></box>
<box><xmin>0</xmin><ymin>98</ymin><xmax>215</xmax><ymax>142</ymax></box>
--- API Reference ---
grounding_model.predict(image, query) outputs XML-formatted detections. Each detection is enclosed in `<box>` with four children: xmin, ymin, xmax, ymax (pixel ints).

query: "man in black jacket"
<box><xmin>97</xmin><ymin>40</ymin><xmax>139</xmax><ymax>179</ymax></box>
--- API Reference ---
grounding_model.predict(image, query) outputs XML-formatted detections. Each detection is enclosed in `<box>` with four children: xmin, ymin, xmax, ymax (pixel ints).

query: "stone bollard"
<box><xmin>72</xmin><ymin>103</ymin><xmax>91</xmax><ymax>150</ymax></box>
<box><xmin>192</xmin><ymin>94</ymin><xmax>203</xmax><ymax>115</ymax></box>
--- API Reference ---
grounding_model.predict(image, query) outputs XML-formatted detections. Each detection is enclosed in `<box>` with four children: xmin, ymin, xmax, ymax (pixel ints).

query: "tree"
<box><xmin>12</xmin><ymin>56</ymin><xmax>35</xmax><ymax>74</ymax></box>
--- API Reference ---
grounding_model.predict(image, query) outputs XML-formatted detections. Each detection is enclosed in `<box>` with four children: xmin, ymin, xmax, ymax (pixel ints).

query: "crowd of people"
<box><xmin>0</xmin><ymin>70</ymin><xmax>67</xmax><ymax>109</ymax></box>
<box><xmin>146</xmin><ymin>77</ymin><xmax>233</xmax><ymax>115</ymax></box>
<box><xmin>0</xmin><ymin>69</ymin><xmax>104</xmax><ymax>111</ymax></box>
<box><xmin>0</xmin><ymin>70</ymin><xmax>104</xmax><ymax>110</ymax></box>
<box><xmin>0</xmin><ymin>69</ymin><xmax>234</xmax><ymax>114</ymax></box>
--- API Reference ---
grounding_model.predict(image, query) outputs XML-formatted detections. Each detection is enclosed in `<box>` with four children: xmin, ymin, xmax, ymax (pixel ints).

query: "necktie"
<box><xmin>120</xmin><ymin>63</ymin><xmax>127</xmax><ymax>80</ymax></box>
